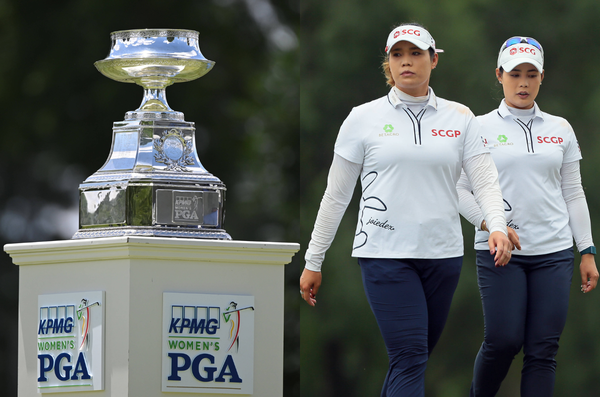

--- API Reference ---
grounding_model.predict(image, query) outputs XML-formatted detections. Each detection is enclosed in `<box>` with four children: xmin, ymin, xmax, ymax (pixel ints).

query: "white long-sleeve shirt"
<box><xmin>305</xmin><ymin>87</ymin><xmax>507</xmax><ymax>271</ymax></box>
<box><xmin>457</xmin><ymin>100</ymin><xmax>594</xmax><ymax>255</ymax></box>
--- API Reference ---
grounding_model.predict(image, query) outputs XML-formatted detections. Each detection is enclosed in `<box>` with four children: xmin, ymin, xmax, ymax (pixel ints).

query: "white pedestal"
<box><xmin>4</xmin><ymin>236</ymin><xmax>299</xmax><ymax>397</ymax></box>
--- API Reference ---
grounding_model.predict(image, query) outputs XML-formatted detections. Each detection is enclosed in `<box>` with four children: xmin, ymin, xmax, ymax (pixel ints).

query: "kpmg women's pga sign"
<box><xmin>37</xmin><ymin>291</ymin><xmax>105</xmax><ymax>393</ymax></box>
<box><xmin>162</xmin><ymin>292</ymin><xmax>255</xmax><ymax>394</ymax></box>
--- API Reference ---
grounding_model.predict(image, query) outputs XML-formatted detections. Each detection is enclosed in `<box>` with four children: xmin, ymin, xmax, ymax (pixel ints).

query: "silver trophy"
<box><xmin>73</xmin><ymin>29</ymin><xmax>230</xmax><ymax>239</ymax></box>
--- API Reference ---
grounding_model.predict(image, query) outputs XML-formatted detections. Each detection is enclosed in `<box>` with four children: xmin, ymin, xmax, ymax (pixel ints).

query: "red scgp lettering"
<box><xmin>537</xmin><ymin>136</ymin><xmax>563</xmax><ymax>144</ymax></box>
<box><xmin>517</xmin><ymin>46</ymin><xmax>536</xmax><ymax>55</ymax></box>
<box><xmin>401</xmin><ymin>29</ymin><xmax>421</xmax><ymax>37</ymax></box>
<box><xmin>432</xmin><ymin>129</ymin><xmax>461</xmax><ymax>138</ymax></box>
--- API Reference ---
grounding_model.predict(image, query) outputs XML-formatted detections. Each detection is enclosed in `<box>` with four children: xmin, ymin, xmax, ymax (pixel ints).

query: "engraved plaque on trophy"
<box><xmin>73</xmin><ymin>29</ymin><xmax>230</xmax><ymax>239</ymax></box>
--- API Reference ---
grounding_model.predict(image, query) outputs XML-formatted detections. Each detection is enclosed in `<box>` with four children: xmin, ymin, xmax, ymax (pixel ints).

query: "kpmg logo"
<box><xmin>168</xmin><ymin>305</ymin><xmax>220</xmax><ymax>336</ymax></box>
<box><xmin>37</xmin><ymin>292</ymin><xmax>104</xmax><ymax>393</ymax></box>
<box><xmin>38</xmin><ymin>305</ymin><xmax>75</xmax><ymax>336</ymax></box>
<box><xmin>38</xmin><ymin>304</ymin><xmax>91</xmax><ymax>384</ymax></box>
<box><xmin>173</xmin><ymin>192</ymin><xmax>201</xmax><ymax>222</ymax></box>
<box><xmin>162</xmin><ymin>293</ymin><xmax>255</xmax><ymax>394</ymax></box>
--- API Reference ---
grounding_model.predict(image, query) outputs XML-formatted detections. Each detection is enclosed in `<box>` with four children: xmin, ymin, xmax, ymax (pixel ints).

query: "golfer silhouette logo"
<box><xmin>77</xmin><ymin>298</ymin><xmax>100</xmax><ymax>351</ymax></box>
<box><xmin>223</xmin><ymin>301</ymin><xmax>255</xmax><ymax>352</ymax></box>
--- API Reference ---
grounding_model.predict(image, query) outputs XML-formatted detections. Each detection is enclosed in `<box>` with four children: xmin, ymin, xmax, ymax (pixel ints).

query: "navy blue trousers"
<box><xmin>359</xmin><ymin>257</ymin><xmax>463</xmax><ymax>397</ymax></box>
<box><xmin>470</xmin><ymin>248</ymin><xmax>574</xmax><ymax>397</ymax></box>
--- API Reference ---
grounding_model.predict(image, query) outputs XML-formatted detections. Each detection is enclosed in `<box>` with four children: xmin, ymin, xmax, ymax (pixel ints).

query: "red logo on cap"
<box><xmin>519</xmin><ymin>47</ymin><xmax>536</xmax><ymax>55</ymax></box>
<box><xmin>510</xmin><ymin>46</ymin><xmax>537</xmax><ymax>56</ymax></box>
<box><xmin>401</xmin><ymin>29</ymin><xmax>420</xmax><ymax>36</ymax></box>
<box><xmin>393</xmin><ymin>29</ymin><xmax>421</xmax><ymax>39</ymax></box>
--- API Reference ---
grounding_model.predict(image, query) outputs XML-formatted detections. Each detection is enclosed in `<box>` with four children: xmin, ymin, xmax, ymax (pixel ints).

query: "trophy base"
<box><xmin>74</xmin><ymin>179</ymin><xmax>229</xmax><ymax>240</ymax></box>
<box><xmin>72</xmin><ymin>226</ymin><xmax>231</xmax><ymax>240</ymax></box>
<box><xmin>74</xmin><ymin>116</ymin><xmax>230</xmax><ymax>240</ymax></box>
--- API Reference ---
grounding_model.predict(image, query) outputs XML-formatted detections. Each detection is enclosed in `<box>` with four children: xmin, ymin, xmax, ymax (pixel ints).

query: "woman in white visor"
<box><xmin>458</xmin><ymin>36</ymin><xmax>599</xmax><ymax>396</ymax></box>
<box><xmin>300</xmin><ymin>23</ymin><xmax>511</xmax><ymax>396</ymax></box>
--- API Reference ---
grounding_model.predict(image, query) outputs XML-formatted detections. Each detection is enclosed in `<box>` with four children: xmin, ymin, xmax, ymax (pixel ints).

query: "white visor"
<box><xmin>497</xmin><ymin>43</ymin><xmax>543</xmax><ymax>73</ymax></box>
<box><xmin>385</xmin><ymin>25</ymin><xmax>442</xmax><ymax>54</ymax></box>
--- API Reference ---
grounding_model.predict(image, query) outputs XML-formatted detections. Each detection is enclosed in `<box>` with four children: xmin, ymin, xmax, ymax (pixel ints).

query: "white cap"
<box><xmin>497</xmin><ymin>37</ymin><xmax>544</xmax><ymax>72</ymax></box>
<box><xmin>385</xmin><ymin>25</ymin><xmax>443</xmax><ymax>54</ymax></box>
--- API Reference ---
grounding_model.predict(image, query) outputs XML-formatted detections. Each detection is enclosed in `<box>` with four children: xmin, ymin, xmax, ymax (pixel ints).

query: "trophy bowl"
<box><xmin>95</xmin><ymin>29</ymin><xmax>215</xmax><ymax>114</ymax></box>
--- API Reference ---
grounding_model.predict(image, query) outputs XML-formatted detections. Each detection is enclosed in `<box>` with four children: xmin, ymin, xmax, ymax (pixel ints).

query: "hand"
<box><xmin>488</xmin><ymin>230</ymin><xmax>512</xmax><ymax>267</ymax></box>
<box><xmin>300</xmin><ymin>268</ymin><xmax>321</xmax><ymax>306</ymax></box>
<box><xmin>507</xmin><ymin>227</ymin><xmax>521</xmax><ymax>251</ymax></box>
<box><xmin>580</xmin><ymin>254</ymin><xmax>599</xmax><ymax>294</ymax></box>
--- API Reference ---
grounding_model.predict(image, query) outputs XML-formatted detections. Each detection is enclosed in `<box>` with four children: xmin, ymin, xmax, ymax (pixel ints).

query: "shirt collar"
<box><xmin>497</xmin><ymin>99</ymin><xmax>544</xmax><ymax>120</ymax></box>
<box><xmin>388</xmin><ymin>87</ymin><xmax>438</xmax><ymax>111</ymax></box>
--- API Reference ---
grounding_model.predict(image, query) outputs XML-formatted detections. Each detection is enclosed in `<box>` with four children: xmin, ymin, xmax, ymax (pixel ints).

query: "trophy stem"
<box><xmin>139</xmin><ymin>88</ymin><xmax>172</xmax><ymax>111</ymax></box>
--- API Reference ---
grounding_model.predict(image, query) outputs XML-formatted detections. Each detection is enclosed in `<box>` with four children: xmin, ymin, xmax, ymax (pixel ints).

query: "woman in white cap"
<box><xmin>458</xmin><ymin>36</ymin><xmax>599</xmax><ymax>396</ymax></box>
<box><xmin>300</xmin><ymin>22</ymin><xmax>512</xmax><ymax>396</ymax></box>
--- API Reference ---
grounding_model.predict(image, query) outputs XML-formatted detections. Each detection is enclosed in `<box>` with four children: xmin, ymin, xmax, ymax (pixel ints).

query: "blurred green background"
<box><xmin>300</xmin><ymin>0</ymin><xmax>600</xmax><ymax>396</ymax></box>
<box><xmin>0</xmin><ymin>0</ymin><xmax>299</xmax><ymax>396</ymax></box>
<box><xmin>3</xmin><ymin>0</ymin><xmax>600</xmax><ymax>396</ymax></box>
